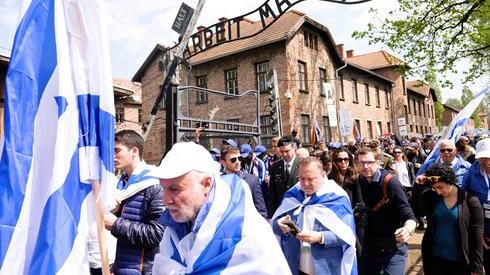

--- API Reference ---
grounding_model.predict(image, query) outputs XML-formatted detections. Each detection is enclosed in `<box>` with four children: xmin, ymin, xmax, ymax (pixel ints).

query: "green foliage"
<box><xmin>353</xmin><ymin>0</ymin><xmax>490</xmax><ymax>87</ymax></box>
<box><xmin>455</xmin><ymin>86</ymin><xmax>483</xmax><ymax>128</ymax></box>
<box><xmin>446</xmin><ymin>98</ymin><xmax>463</xmax><ymax>109</ymax></box>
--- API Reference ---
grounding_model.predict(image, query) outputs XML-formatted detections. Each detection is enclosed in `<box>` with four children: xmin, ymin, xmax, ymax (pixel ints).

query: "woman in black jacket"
<box><xmin>414</xmin><ymin>163</ymin><xmax>483</xmax><ymax>275</ymax></box>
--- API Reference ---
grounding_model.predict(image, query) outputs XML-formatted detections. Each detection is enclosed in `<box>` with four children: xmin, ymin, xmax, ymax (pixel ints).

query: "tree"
<box><xmin>461</xmin><ymin>86</ymin><xmax>483</xmax><ymax>128</ymax></box>
<box><xmin>353</xmin><ymin>0</ymin><xmax>490</xmax><ymax>87</ymax></box>
<box><xmin>446</xmin><ymin>98</ymin><xmax>463</xmax><ymax>110</ymax></box>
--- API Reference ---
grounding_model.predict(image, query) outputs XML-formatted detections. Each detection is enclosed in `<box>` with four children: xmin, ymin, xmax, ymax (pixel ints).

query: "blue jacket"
<box><xmin>272</xmin><ymin>210</ymin><xmax>347</xmax><ymax>275</ymax></box>
<box><xmin>111</xmin><ymin>184</ymin><xmax>164</xmax><ymax>274</ymax></box>
<box><xmin>417</xmin><ymin>156</ymin><xmax>470</xmax><ymax>187</ymax></box>
<box><xmin>462</xmin><ymin>161</ymin><xmax>490</xmax><ymax>234</ymax></box>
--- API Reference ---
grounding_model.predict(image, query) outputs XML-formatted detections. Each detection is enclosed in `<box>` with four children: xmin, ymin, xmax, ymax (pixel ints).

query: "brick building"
<box><xmin>405</xmin><ymin>80</ymin><xmax>437</xmax><ymax>136</ymax></box>
<box><xmin>347</xmin><ymin>51</ymin><xmax>438</xmax><ymax>138</ymax></box>
<box><xmin>113</xmin><ymin>78</ymin><xmax>142</xmax><ymax>133</ymax></box>
<box><xmin>133</xmin><ymin>11</ymin><xmax>396</xmax><ymax>163</ymax></box>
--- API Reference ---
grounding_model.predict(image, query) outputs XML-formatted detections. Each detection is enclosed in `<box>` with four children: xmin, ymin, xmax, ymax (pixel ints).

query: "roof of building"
<box><xmin>443</xmin><ymin>103</ymin><xmax>460</xmax><ymax>113</ymax></box>
<box><xmin>346</xmin><ymin>50</ymin><xmax>406</xmax><ymax>70</ymax></box>
<box><xmin>132</xmin><ymin>44</ymin><xmax>168</xmax><ymax>83</ymax></box>
<box><xmin>133</xmin><ymin>11</ymin><xmax>328</xmax><ymax>81</ymax></box>
<box><xmin>406</xmin><ymin>80</ymin><xmax>438</xmax><ymax>102</ymax></box>
<box><xmin>346</xmin><ymin>61</ymin><xmax>393</xmax><ymax>84</ymax></box>
<box><xmin>113</xmin><ymin>78</ymin><xmax>142</xmax><ymax>104</ymax></box>
<box><xmin>132</xmin><ymin>10</ymin><xmax>393</xmax><ymax>85</ymax></box>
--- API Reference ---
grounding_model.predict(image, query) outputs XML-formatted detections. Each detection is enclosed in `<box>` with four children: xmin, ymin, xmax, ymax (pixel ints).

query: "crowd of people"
<box><xmin>97</xmin><ymin>129</ymin><xmax>490</xmax><ymax>275</ymax></box>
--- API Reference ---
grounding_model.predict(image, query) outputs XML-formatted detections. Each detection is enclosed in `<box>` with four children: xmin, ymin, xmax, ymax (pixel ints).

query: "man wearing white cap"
<box><xmin>462</xmin><ymin>138</ymin><xmax>490</xmax><ymax>272</ymax></box>
<box><xmin>151</xmin><ymin>142</ymin><xmax>290</xmax><ymax>275</ymax></box>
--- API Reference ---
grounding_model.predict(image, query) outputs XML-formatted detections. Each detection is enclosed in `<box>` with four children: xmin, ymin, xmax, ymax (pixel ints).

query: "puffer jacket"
<box><xmin>111</xmin><ymin>184</ymin><xmax>164</xmax><ymax>275</ymax></box>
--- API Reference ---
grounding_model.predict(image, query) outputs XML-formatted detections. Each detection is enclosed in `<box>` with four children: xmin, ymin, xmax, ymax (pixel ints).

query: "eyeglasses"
<box><xmin>229</xmin><ymin>156</ymin><xmax>243</xmax><ymax>163</ymax></box>
<box><xmin>416</xmin><ymin>175</ymin><xmax>441</xmax><ymax>185</ymax></box>
<box><xmin>440</xmin><ymin>148</ymin><xmax>454</xmax><ymax>153</ymax></box>
<box><xmin>335</xmin><ymin>158</ymin><xmax>350</xmax><ymax>163</ymax></box>
<box><xmin>357</xmin><ymin>160</ymin><xmax>376</xmax><ymax>167</ymax></box>
<box><xmin>393</xmin><ymin>151</ymin><xmax>403</xmax><ymax>154</ymax></box>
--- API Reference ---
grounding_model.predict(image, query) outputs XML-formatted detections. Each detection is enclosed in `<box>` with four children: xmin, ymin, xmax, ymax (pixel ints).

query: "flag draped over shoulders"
<box><xmin>0</xmin><ymin>0</ymin><xmax>114</xmax><ymax>273</ymax></box>
<box><xmin>272</xmin><ymin>179</ymin><xmax>357</xmax><ymax>275</ymax></box>
<box><xmin>153</xmin><ymin>174</ymin><xmax>291</xmax><ymax>275</ymax></box>
<box><xmin>116</xmin><ymin>162</ymin><xmax>159</xmax><ymax>202</ymax></box>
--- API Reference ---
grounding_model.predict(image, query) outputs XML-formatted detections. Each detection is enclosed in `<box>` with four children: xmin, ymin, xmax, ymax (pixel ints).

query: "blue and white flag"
<box><xmin>272</xmin><ymin>179</ymin><xmax>357</xmax><ymax>275</ymax></box>
<box><xmin>424</xmin><ymin>86</ymin><xmax>490</xmax><ymax>166</ymax></box>
<box><xmin>153</xmin><ymin>174</ymin><xmax>291</xmax><ymax>275</ymax></box>
<box><xmin>116</xmin><ymin>162</ymin><xmax>159</xmax><ymax>202</ymax></box>
<box><xmin>0</xmin><ymin>0</ymin><xmax>115</xmax><ymax>273</ymax></box>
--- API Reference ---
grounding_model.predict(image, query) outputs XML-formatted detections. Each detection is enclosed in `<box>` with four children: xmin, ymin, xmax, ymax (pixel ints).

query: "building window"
<box><xmin>138</xmin><ymin>108</ymin><xmax>142</xmax><ymax>123</ymax></box>
<box><xmin>304</xmin><ymin>30</ymin><xmax>318</xmax><ymax>50</ymax></box>
<box><xmin>256</xmin><ymin>61</ymin><xmax>269</xmax><ymax>92</ymax></box>
<box><xmin>410</xmin><ymin>124</ymin><xmax>413</xmax><ymax>132</ymax></box>
<box><xmin>354</xmin><ymin>119</ymin><xmax>361</xmax><ymax>138</ymax></box>
<box><xmin>377</xmin><ymin>121</ymin><xmax>382</xmax><ymax>137</ymax></box>
<box><xmin>225</xmin><ymin>68</ymin><xmax>238</xmax><ymax>95</ymax></box>
<box><xmin>402</xmin><ymin>77</ymin><xmax>406</xmax><ymax>95</ymax></box>
<box><xmin>116</xmin><ymin>107</ymin><xmax>124</xmax><ymax>124</ymax></box>
<box><xmin>418</xmin><ymin>101</ymin><xmax>422</xmax><ymax>117</ymax></box>
<box><xmin>408</xmin><ymin>98</ymin><xmax>411</xmax><ymax>114</ymax></box>
<box><xmin>415</xmin><ymin>125</ymin><xmax>419</xmax><ymax>133</ymax></box>
<box><xmin>339</xmin><ymin>75</ymin><xmax>345</xmax><ymax>100</ymax></box>
<box><xmin>364</xmin><ymin>83</ymin><xmax>370</xmax><ymax>106</ymax></box>
<box><xmin>404</xmin><ymin>105</ymin><xmax>409</xmax><ymax>123</ymax></box>
<box><xmin>387</xmin><ymin>122</ymin><xmax>391</xmax><ymax>134</ymax></box>
<box><xmin>196</xmin><ymin>75</ymin><xmax>208</xmax><ymax>103</ymax></box>
<box><xmin>319</xmin><ymin>68</ymin><xmax>327</xmax><ymax>97</ymax></box>
<box><xmin>323</xmin><ymin>116</ymin><xmax>331</xmax><ymax>142</ymax></box>
<box><xmin>259</xmin><ymin>115</ymin><xmax>273</xmax><ymax>148</ymax></box>
<box><xmin>385</xmin><ymin>90</ymin><xmax>390</xmax><ymax>109</ymax></box>
<box><xmin>226</xmin><ymin>118</ymin><xmax>239</xmax><ymax>131</ymax></box>
<box><xmin>423</xmin><ymin>103</ymin><xmax>427</xmax><ymax>117</ymax></box>
<box><xmin>298</xmin><ymin>61</ymin><xmax>307</xmax><ymax>92</ymax></box>
<box><xmin>301</xmin><ymin>114</ymin><xmax>311</xmax><ymax>145</ymax></box>
<box><xmin>367</xmin><ymin>120</ymin><xmax>373</xmax><ymax>139</ymax></box>
<box><xmin>352</xmin><ymin>79</ymin><xmax>358</xmax><ymax>103</ymax></box>
<box><xmin>413</xmin><ymin>100</ymin><xmax>417</xmax><ymax>115</ymax></box>
<box><xmin>375</xmin><ymin>87</ymin><xmax>380</xmax><ymax>107</ymax></box>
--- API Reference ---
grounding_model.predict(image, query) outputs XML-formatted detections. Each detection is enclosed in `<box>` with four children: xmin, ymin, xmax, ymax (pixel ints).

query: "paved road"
<box><xmin>405</xmin><ymin>229</ymin><xmax>424</xmax><ymax>275</ymax></box>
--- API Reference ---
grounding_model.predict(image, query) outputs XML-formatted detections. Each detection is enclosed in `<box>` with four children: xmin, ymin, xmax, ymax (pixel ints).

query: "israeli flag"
<box><xmin>0</xmin><ymin>0</ymin><xmax>115</xmax><ymax>273</ymax></box>
<box><xmin>272</xmin><ymin>179</ymin><xmax>357</xmax><ymax>275</ymax></box>
<box><xmin>153</xmin><ymin>174</ymin><xmax>291</xmax><ymax>275</ymax></box>
<box><xmin>424</xmin><ymin>86</ymin><xmax>490</xmax><ymax>165</ymax></box>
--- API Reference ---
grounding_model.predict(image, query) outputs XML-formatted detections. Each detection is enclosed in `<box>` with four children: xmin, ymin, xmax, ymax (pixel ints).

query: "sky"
<box><xmin>0</xmin><ymin>0</ymin><xmax>487</xmax><ymax>103</ymax></box>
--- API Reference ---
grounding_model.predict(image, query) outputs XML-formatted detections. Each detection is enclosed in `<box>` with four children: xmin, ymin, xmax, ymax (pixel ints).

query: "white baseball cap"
<box><xmin>152</xmin><ymin>142</ymin><xmax>220</xmax><ymax>179</ymax></box>
<box><xmin>475</xmin><ymin>138</ymin><xmax>490</xmax><ymax>159</ymax></box>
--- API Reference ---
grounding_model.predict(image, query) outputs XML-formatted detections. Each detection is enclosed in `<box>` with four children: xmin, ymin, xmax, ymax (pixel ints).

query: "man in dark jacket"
<box><xmin>104</xmin><ymin>130</ymin><xmax>164</xmax><ymax>274</ymax></box>
<box><xmin>220</xmin><ymin>145</ymin><xmax>268</xmax><ymax>218</ymax></box>
<box><xmin>355</xmin><ymin>147</ymin><xmax>416</xmax><ymax>274</ymax></box>
<box><xmin>268</xmin><ymin>136</ymin><xmax>300</xmax><ymax>218</ymax></box>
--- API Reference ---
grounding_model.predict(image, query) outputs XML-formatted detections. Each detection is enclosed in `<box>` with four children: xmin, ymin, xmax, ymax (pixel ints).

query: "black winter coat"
<box><xmin>111</xmin><ymin>184</ymin><xmax>165</xmax><ymax>275</ymax></box>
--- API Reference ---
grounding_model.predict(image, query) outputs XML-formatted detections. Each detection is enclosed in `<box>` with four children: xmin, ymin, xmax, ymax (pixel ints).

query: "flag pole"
<box><xmin>91</xmin><ymin>180</ymin><xmax>111</xmax><ymax>275</ymax></box>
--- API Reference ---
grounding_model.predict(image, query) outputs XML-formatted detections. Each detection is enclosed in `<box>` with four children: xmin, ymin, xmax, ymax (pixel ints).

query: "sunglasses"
<box><xmin>416</xmin><ymin>175</ymin><xmax>441</xmax><ymax>185</ymax></box>
<box><xmin>229</xmin><ymin>156</ymin><xmax>243</xmax><ymax>163</ymax></box>
<box><xmin>336</xmin><ymin>158</ymin><xmax>350</xmax><ymax>163</ymax></box>
<box><xmin>440</xmin><ymin>148</ymin><xmax>454</xmax><ymax>153</ymax></box>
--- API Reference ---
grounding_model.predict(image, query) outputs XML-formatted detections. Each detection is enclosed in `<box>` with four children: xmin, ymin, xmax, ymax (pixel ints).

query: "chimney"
<box><xmin>196</xmin><ymin>26</ymin><xmax>206</xmax><ymax>48</ymax></box>
<box><xmin>346</xmin><ymin>49</ymin><xmax>354</xmax><ymax>58</ymax></box>
<box><xmin>336</xmin><ymin>44</ymin><xmax>345</xmax><ymax>59</ymax></box>
<box><xmin>218</xmin><ymin>17</ymin><xmax>228</xmax><ymax>22</ymax></box>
